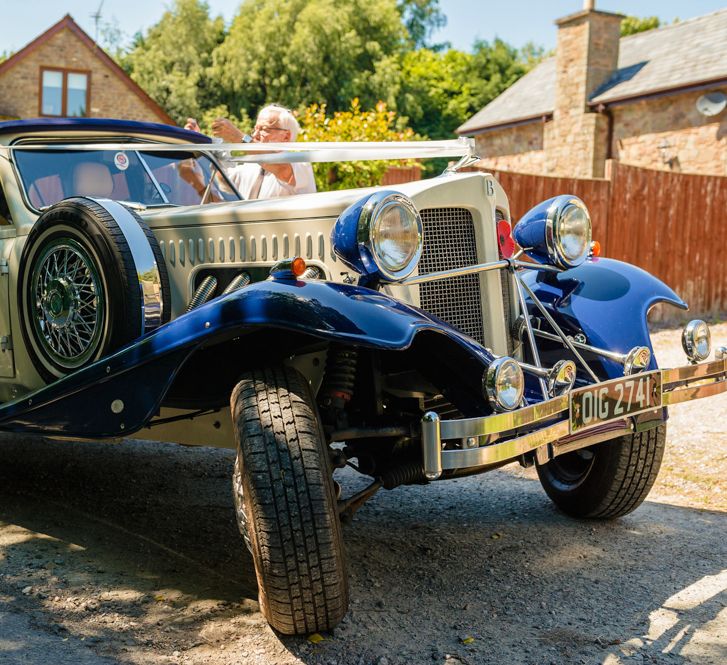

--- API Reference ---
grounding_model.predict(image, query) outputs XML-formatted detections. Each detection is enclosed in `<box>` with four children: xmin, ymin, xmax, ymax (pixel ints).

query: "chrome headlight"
<box><xmin>513</xmin><ymin>195</ymin><xmax>592</xmax><ymax>269</ymax></box>
<box><xmin>332</xmin><ymin>191</ymin><xmax>423</xmax><ymax>282</ymax></box>
<box><xmin>484</xmin><ymin>357</ymin><xmax>524</xmax><ymax>412</ymax></box>
<box><xmin>682</xmin><ymin>320</ymin><xmax>711</xmax><ymax>362</ymax></box>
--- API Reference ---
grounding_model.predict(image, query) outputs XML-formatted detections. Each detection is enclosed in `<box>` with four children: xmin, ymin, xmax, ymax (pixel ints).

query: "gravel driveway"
<box><xmin>0</xmin><ymin>325</ymin><xmax>725</xmax><ymax>665</ymax></box>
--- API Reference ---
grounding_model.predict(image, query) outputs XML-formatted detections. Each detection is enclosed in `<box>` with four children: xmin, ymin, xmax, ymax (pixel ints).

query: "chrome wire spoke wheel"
<box><xmin>30</xmin><ymin>239</ymin><xmax>105</xmax><ymax>369</ymax></box>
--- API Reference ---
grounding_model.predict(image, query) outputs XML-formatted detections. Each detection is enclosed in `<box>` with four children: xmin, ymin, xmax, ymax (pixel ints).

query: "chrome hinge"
<box><xmin>1</xmin><ymin>335</ymin><xmax>12</xmax><ymax>352</ymax></box>
<box><xmin>0</xmin><ymin>259</ymin><xmax>8</xmax><ymax>275</ymax></box>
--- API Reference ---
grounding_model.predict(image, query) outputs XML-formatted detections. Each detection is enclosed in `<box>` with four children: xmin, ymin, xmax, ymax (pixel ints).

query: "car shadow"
<box><xmin>0</xmin><ymin>433</ymin><xmax>724</xmax><ymax>664</ymax></box>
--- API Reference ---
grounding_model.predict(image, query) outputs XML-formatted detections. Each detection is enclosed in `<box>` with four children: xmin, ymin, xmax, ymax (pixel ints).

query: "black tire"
<box><xmin>231</xmin><ymin>366</ymin><xmax>348</xmax><ymax>635</ymax></box>
<box><xmin>19</xmin><ymin>197</ymin><xmax>170</xmax><ymax>381</ymax></box>
<box><xmin>537</xmin><ymin>424</ymin><xmax>666</xmax><ymax>518</ymax></box>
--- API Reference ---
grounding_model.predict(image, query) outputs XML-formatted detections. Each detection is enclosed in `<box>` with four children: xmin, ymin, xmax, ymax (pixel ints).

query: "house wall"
<box><xmin>474</xmin><ymin>122</ymin><xmax>547</xmax><ymax>173</ymax></box>
<box><xmin>0</xmin><ymin>26</ymin><xmax>166</xmax><ymax>122</ymax></box>
<box><xmin>611</xmin><ymin>87</ymin><xmax>727</xmax><ymax>176</ymax></box>
<box><xmin>472</xmin><ymin>88</ymin><xmax>727</xmax><ymax>178</ymax></box>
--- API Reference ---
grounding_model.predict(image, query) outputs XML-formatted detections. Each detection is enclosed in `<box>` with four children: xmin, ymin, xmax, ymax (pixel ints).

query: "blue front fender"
<box><xmin>522</xmin><ymin>257</ymin><xmax>687</xmax><ymax>378</ymax></box>
<box><xmin>0</xmin><ymin>279</ymin><xmax>494</xmax><ymax>437</ymax></box>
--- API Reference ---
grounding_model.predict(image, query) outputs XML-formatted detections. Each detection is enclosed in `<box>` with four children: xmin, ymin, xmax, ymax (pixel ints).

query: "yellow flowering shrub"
<box><xmin>297</xmin><ymin>99</ymin><xmax>418</xmax><ymax>190</ymax></box>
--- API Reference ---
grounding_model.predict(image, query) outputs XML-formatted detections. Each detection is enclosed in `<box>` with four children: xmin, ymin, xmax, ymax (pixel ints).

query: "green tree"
<box><xmin>211</xmin><ymin>0</ymin><xmax>406</xmax><ymax>119</ymax></box>
<box><xmin>298</xmin><ymin>99</ymin><xmax>418</xmax><ymax>190</ymax></box>
<box><xmin>396</xmin><ymin>39</ymin><xmax>539</xmax><ymax>139</ymax></box>
<box><xmin>397</xmin><ymin>0</ymin><xmax>446</xmax><ymax>49</ymax></box>
<box><xmin>122</xmin><ymin>0</ymin><xmax>225</xmax><ymax>124</ymax></box>
<box><xmin>620</xmin><ymin>15</ymin><xmax>660</xmax><ymax>36</ymax></box>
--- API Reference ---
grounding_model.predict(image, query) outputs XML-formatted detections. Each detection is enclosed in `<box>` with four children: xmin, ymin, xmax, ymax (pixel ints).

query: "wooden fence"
<box><xmin>483</xmin><ymin>162</ymin><xmax>727</xmax><ymax>320</ymax></box>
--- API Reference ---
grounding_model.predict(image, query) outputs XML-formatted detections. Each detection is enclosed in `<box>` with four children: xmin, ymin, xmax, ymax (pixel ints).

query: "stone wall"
<box><xmin>474</xmin><ymin>122</ymin><xmax>547</xmax><ymax>173</ymax></box>
<box><xmin>611</xmin><ymin>87</ymin><xmax>727</xmax><ymax>176</ymax></box>
<box><xmin>0</xmin><ymin>26</ymin><xmax>168</xmax><ymax>123</ymax></box>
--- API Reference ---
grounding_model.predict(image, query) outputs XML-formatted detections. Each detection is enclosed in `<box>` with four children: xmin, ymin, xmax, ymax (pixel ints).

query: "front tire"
<box><xmin>537</xmin><ymin>424</ymin><xmax>666</xmax><ymax>518</ymax></box>
<box><xmin>231</xmin><ymin>366</ymin><xmax>348</xmax><ymax>635</ymax></box>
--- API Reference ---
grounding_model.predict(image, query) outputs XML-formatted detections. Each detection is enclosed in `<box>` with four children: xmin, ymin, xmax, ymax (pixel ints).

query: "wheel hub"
<box><xmin>41</xmin><ymin>277</ymin><xmax>78</xmax><ymax>327</ymax></box>
<box><xmin>31</xmin><ymin>239</ymin><xmax>105</xmax><ymax>367</ymax></box>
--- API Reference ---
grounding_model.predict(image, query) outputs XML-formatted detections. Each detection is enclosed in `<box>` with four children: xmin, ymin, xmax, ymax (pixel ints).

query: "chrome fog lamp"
<box><xmin>513</xmin><ymin>195</ymin><xmax>592</xmax><ymax>269</ymax></box>
<box><xmin>623</xmin><ymin>346</ymin><xmax>651</xmax><ymax>375</ymax></box>
<box><xmin>331</xmin><ymin>190</ymin><xmax>423</xmax><ymax>283</ymax></box>
<box><xmin>682</xmin><ymin>320</ymin><xmax>711</xmax><ymax>362</ymax></box>
<box><xmin>717</xmin><ymin>346</ymin><xmax>727</xmax><ymax>361</ymax></box>
<box><xmin>547</xmin><ymin>360</ymin><xmax>576</xmax><ymax>396</ymax></box>
<box><xmin>484</xmin><ymin>357</ymin><xmax>524</xmax><ymax>411</ymax></box>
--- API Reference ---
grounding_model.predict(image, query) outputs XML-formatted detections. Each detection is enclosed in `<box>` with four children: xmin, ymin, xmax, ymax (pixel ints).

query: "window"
<box><xmin>40</xmin><ymin>68</ymin><xmax>89</xmax><ymax>117</ymax></box>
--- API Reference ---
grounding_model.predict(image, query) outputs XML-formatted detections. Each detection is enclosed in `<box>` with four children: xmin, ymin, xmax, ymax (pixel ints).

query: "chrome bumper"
<box><xmin>421</xmin><ymin>357</ymin><xmax>727</xmax><ymax>480</ymax></box>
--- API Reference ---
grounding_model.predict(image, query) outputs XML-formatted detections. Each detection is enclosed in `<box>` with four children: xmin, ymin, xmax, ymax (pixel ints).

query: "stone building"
<box><xmin>0</xmin><ymin>15</ymin><xmax>173</xmax><ymax>124</ymax></box>
<box><xmin>457</xmin><ymin>4</ymin><xmax>727</xmax><ymax>177</ymax></box>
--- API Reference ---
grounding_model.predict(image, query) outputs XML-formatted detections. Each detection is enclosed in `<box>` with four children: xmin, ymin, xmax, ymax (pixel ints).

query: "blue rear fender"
<box><xmin>521</xmin><ymin>257</ymin><xmax>687</xmax><ymax>379</ymax></box>
<box><xmin>0</xmin><ymin>279</ymin><xmax>496</xmax><ymax>437</ymax></box>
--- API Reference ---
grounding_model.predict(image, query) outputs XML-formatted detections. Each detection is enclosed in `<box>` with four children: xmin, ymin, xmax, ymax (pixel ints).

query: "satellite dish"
<box><xmin>696</xmin><ymin>91</ymin><xmax>726</xmax><ymax>117</ymax></box>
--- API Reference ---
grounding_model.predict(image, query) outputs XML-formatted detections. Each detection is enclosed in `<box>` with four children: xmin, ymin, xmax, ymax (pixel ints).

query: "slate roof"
<box><xmin>458</xmin><ymin>8</ymin><xmax>727</xmax><ymax>135</ymax></box>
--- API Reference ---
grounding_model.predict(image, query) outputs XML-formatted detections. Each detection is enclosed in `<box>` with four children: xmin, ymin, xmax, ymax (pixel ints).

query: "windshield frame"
<box><xmin>10</xmin><ymin>135</ymin><xmax>242</xmax><ymax>214</ymax></box>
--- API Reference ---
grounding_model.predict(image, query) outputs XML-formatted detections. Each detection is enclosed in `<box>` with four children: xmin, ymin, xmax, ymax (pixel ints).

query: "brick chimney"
<box><xmin>544</xmin><ymin>1</ymin><xmax>623</xmax><ymax>177</ymax></box>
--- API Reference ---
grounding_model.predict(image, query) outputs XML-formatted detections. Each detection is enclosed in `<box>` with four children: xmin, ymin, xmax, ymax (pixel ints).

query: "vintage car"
<box><xmin>0</xmin><ymin>117</ymin><xmax>725</xmax><ymax>635</ymax></box>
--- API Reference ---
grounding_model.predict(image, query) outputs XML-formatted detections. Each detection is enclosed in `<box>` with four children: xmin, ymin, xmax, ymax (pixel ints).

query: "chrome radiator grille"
<box><xmin>419</xmin><ymin>208</ymin><xmax>485</xmax><ymax>345</ymax></box>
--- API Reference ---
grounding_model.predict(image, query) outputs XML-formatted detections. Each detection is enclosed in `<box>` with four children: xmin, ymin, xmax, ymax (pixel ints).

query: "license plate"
<box><xmin>570</xmin><ymin>371</ymin><xmax>662</xmax><ymax>433</ymax></box>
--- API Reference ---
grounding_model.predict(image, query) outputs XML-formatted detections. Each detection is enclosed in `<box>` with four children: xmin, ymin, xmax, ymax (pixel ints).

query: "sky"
<box><xmin>0</xmin><ymin>0</ymin><xmax>725</xmax><ymax>54</ymax></box>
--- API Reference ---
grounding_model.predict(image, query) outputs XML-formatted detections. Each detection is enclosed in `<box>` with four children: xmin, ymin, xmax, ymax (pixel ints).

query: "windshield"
<box><xmin>13</xmin><ymin>145</ymin><xmax>242</xmax><ymax>209</ymax></box>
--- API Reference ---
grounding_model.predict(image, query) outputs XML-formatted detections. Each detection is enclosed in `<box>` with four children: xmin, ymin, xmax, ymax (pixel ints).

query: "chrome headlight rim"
<box><xmin>484</xmin><ymin>357</ymin><xmax>525</xmax><ymax>412</ymax></box>
<box><xmin>547</xmin><ymin>359</ymin><xmax>576</xmax><ymax>397</ymax></box>
<box><xmin>682</xmin><ymin>319</ymin><xmax>711</xmax><ymax>362</ymax></box>
<box><xmin>623</xmin><ymin>346</ymin><xmax>652</xmax><ymax>375</ymax></box>
<box><xmin>545</xmin><ymin>196</ymin><xmax>592</xmax><ymax>269</ymax></box>
<box><xmin>358</xmin><ymin>191</ymin><xmax>423</xmax><ymax>282</ymax></box>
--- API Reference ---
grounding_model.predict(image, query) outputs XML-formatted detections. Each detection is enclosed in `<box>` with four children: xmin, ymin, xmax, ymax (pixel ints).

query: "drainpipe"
<box><xmin>596</xmin><ymin>103</ymin><xmax>614</xmax><ymax>161</ymax></box>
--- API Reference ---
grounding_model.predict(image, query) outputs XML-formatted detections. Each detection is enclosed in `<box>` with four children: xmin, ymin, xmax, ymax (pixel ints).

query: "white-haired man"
<box><xmin>185</xmin><ymin>105</ymin><xmax>316</xmax><ymax>200</ymax></box>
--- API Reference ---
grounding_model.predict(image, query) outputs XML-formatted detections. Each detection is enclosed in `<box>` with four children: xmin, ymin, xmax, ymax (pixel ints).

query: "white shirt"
<box><xmin>226</xmin><ymin>162</ymin><xmax>316</xmax><ymax>199</ymax></box>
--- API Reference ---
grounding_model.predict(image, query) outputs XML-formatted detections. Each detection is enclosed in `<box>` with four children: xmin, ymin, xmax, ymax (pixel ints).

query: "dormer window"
<box><xmin>40</xmin><ymin>68</ymin><xmax>89</xmax><ymax>117</ymax></box>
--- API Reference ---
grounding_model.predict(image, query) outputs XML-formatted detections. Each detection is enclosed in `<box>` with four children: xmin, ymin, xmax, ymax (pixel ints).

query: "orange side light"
<box><xmin>591</xmin><ymin>240</ymin><xmax>601</xmax><ymax>257</ymax></box>
<box><xmin>291</xmin><ymin>256</ymin><xmax>307</xmax><ymax>277</ymax></box>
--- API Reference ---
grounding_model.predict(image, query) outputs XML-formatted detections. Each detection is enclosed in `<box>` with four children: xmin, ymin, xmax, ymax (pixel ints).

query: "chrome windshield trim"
<box><xmin>135</xmin><ymin>150</ymin><xmax>170</xmax><ymax>204</ymax></box>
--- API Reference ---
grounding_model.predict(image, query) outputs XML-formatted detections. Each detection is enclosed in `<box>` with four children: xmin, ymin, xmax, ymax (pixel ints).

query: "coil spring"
<box><xmin>301</xmin><ymin>266</ymin><xmax>322</xmax><ymax>280</ymax></box>
<box><xmin>222</xmin><ymin>271</ymin><xmax>251</xmax><ymax>295</ymax></box>
<box><xmin>380</xmin><ymin>462</ymin><xmax>426</xmax><ymax>490</ymax></box>
<box><xmin>187</xmin><ymin>275</ymin><xmax>218</xmax><ymax>312</ymax></box>
<box><xmin>322</xmin><ymin>345</ymin><xmax>358</xmax><ymax>405</ymax></box>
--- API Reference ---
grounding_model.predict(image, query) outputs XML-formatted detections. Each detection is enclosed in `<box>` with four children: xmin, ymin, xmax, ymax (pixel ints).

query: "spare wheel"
<box><xmin>19</xmin><ymin>197</ymin><xmax>170</xmax><ymax>382</ymax></box>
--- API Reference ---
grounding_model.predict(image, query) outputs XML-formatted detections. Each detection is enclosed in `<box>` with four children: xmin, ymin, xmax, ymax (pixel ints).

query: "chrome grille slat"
<box><xmin>419</xmin><ymin>208</ymin><xmax>485</xmax><ymax>345</ymax></box>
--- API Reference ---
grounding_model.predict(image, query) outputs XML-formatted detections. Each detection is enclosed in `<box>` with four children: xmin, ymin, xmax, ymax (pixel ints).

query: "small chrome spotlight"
<box><xmin>547</xmin><ymin>360</ymin><xmax>576</xmax><ymax>396</ymax></box>
<box><xmin>484</xmin><ymin>357</ymin><xmax>524</xmax><ymax>412</ymax></box>
<box><xmin>682</xmin><ymin>320</ymin><xmax>711</xmax><ymax>363</ymax></box>
<box><xmin>717</xmin><ymin>346</ymin><xmax>727</xmax><ymax>361</ymax></box>
<box><xmin>623</xmin><ymin>346</ymin><xmax>651</xmax><ymax>375</ymax></box>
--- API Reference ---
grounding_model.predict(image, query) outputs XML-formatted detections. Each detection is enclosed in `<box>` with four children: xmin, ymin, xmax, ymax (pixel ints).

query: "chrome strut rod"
<box><xmin>513</xmin><ymin>272</ymin><xmax>549</xmax><ymax>399</ymax></box>
<box><xmin>532</xmin><ymin>328</ymin><xmax>632</xmax><ymax>366</ymax></box>
<box><xmin>516</xmin><ymin>275</ymin><xmax>600</xmax><ymax>383</ymax></box>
